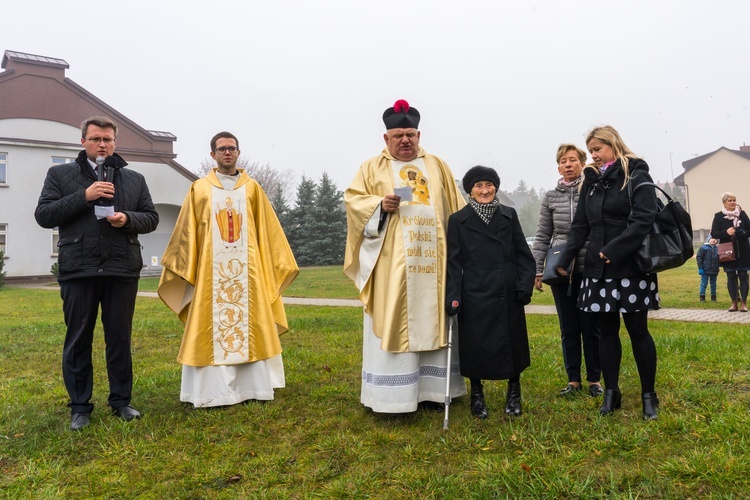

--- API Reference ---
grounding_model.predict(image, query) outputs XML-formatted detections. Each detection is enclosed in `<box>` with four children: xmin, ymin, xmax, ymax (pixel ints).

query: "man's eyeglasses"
<box><xmin>86</xmin><ymin>137</ymin><xmax>115</xmax><ymax>144</ymax></box>
<box><xmin>214</xmin><ymin>147</ymin><xmax>239</xmax><ymax>153</ymax></box>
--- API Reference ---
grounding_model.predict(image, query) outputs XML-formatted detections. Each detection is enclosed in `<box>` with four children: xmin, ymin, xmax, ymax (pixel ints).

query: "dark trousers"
<box><xmin>551</xmin><ymin>275</ymin><xmax>601</xmax><ymax>384</ymax></box>
<box><xmin>725</xmin><ymin>270</ymin><xmax>749</xmax><ymax>302</ymax></box>
<box><xmin>597</xmin><ymin>310</ymin><xmax>657</xmax><ymax>394</ymax></box>
<box><xmin>60</xmin><ymin>276</ymin><xmax>139</xmax><ymax>414</ymax></box>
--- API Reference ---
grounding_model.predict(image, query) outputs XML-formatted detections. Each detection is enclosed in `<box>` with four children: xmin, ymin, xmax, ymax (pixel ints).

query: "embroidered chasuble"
<box><xmin>344</xmin><ymin>147</ymin><xmax>465</xmax><ymax>353</ymax></box>
<box><xmin>159</xmin><ymin>169</ymin><xmax>298</xmax><ymax>366</ymax></box>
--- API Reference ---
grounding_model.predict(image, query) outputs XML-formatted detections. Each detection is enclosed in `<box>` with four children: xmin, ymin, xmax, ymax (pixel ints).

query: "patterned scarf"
<box><xmin>722</xmin><ymin>207</ymin><xmax>742</xmax><ymax>228</ymax></box>
<box><xmin>598</xmin><ymin>160</ymin><xmax>616</xmax><ymax>175</ymax></box>
<box><xmin>468</xmin><ymin>197</ymin><xmax>501</xmax><ymax>224</ymax></box>
<box><xmin>558</xmin><ymin>176</ymin><xmax>582</xmax><ymax>188</ymax></box>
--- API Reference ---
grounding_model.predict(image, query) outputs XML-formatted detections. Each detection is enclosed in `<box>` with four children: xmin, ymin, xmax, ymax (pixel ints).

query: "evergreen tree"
<box><xmin>518</xmin><ymin>186</ymin><xmax>542</xmax><ymax>238</ymax></box>
<box><xmin>302</xmin><ymin>172</ymin><xmax>346</xmax><ymax>265</ymax></box>
<box><xmin>287</xmin><ymin>175</ymin><xmax>318</xmax><ymax>265</ymax></box>
<box><xmin>513</xmin><ymin>179</ymin><xmax>530</xmax><ymax>196</ymax></box>
<box><xmin>269</xmin><ymin>185</ymin><xmax>290</xmax><ymax>230</ymax></box>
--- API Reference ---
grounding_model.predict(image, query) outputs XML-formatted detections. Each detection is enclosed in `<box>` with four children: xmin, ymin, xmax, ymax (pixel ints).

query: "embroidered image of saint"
<box><xmin>399</xmin><ymin>165</ymin><xmax>430</xmax><ymax>205</ymax></box>
<box><xmin>216</xmin><ymin>196</ymin><xmax>242</xmax><ymax>247</ymax></box>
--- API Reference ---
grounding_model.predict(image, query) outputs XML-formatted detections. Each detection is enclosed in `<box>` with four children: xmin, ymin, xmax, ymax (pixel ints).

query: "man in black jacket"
<box><xmin>35</xmin><ymin>116</ymin><xmax>159</xmax><ymax>431</ymax></box>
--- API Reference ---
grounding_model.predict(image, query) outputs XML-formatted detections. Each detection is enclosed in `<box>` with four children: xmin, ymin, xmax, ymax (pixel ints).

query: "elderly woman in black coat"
<box><xmin>445</xmin><ymin>166</ymin><xmax>535</xmax><ymax>419</ymax></box>
<box><xmin>711</xmin><ymin>192</ymin><xmax>750</xmax><ymax>312</ymax></box>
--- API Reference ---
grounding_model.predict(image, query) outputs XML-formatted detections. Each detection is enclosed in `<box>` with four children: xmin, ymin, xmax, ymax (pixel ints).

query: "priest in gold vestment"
<box><xmin>344</xmin><ymin>100</ymin><xmax>467</xmax><ymax>413</ymax></box>
<box><xmin>159</xmin><ymin>132</ymin><xmax>298</xmax><ymax>407</ymax></box>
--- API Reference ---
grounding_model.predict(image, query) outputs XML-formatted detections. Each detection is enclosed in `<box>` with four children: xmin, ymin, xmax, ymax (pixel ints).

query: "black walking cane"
<box><xmin>443</xmin><ymin>303</ymin><xmax>458</xmax><ymax>430</ymax></box>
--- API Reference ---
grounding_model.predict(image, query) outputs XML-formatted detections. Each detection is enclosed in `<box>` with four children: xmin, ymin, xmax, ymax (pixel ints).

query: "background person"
<box><xmin>556</xmin><ymin>125</ymin><xmax>661</xmax><ymax>420</ymax></box>
<box><xmin>344</xmin><ymin>100</ymin><xmax>467</xmax><ymax>414</ymax></box>
<box><xmin>35</xmin><ymin>116</ymin><xmax>159</xmax><ymax>430</ymax></box>
<box><xmin>159</xmin><ymin>132</ymin><xmax>298</xmax><ymax>407</ymax></box>
<box><xmin>445</xmin><ymin>166</ymin><xmax>535</xmax><ymax>419</ymax></box>
<box><xmin>532</xmin><ymin>145</ymin><xmax>602</xmax><ymax>399</ymax></box>
<box><xmin>711</xmin><ymin>193</ymin><xmax>750</xmax><ymax>312</ymax></box>
<box><xmin>695</xmin><ymin>237</ymin><xmax>720</xmax><ymax>302</ymax></box>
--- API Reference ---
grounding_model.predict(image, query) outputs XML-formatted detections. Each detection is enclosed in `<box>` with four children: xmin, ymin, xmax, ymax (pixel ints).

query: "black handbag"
<box><xmin>628</xmin><ymin>181</ymin><xmax>694</xmax><ymax>274</ymax></box>
<box><xmin>541</xmin><ymin>246</ymin><xmax>573</xmax><ymax>286</ymax></box>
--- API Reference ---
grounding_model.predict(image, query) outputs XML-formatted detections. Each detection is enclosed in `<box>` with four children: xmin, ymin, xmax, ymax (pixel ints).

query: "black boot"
<box><xmin>505</xmin><ymin>379</ymin><xmax>522</xmax><ymax>417</ymax></box>
<box><xmin>599</xmin><ymin>388</ymin><xmax>622</xmax><ymax>416</ymax></box>
<box><xmin>711</xmin><ymin>295</ymin><xmax>717</xmax><ymax>302</ymax></box>
<box><xmin>699</xmin><ymin>295</ymin><xmax>706</xmax><ymax>302</ymax></box>
<box><xmin>642</xmin><ymin>392</ymin><xmax>659</xmax><ymax>421</ymax></box>
<box><xmin>470</xmin><ymin>387</ymin><xmax>488</xmax><ymax>419</ymax></box>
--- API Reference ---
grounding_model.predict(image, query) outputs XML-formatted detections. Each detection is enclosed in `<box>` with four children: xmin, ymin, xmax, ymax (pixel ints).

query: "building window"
<box><xmin>52</xmin><ymin>156</ymin><xmax>75</xmax><ymax>166</ymax></box>
<box><xmin>0</xmin><ymin>153</ymin><xmax>7</xmax><ymax>184</ymax></box>
<box><xmin>0</xmin><ymin>223</ymin><xmax>7</xmax><ymax>255</ymax></box>
<box><xmin>52</xmin><ymin>228</ymin><xmax>60</xmax><ymax>256</ymax></box>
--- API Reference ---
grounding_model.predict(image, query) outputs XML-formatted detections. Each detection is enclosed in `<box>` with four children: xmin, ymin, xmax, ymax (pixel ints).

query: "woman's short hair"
<box><xmin>555</xmin><ymin>144</ymin><xmax>587</xmax><ymax>165</ymax></box>
<box><xmin>722</xmin><ymin>192</ymin><xmax>736</xmax><ymax>203</ymax></box>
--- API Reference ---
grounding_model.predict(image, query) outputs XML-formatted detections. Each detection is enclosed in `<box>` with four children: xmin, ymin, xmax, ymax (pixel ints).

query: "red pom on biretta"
<box><xmin>382</xmin><ymin>99</ymin><xmax>420</xmax><ymax>130</ymax></box>
<box><xmin>393</xmin><ymin>99</ymin><xmax>410</xmax><ymax>113</ymax></box>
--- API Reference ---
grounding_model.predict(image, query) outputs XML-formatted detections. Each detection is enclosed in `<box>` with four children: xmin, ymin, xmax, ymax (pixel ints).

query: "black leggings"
<box><xmin>596</xmin><ymin>310</ymin><xmax>657</xmax><ymax>394</ymax></box>
<box><xmin>726</xmin><ymin>270</ymin><xmax>749</xmax><ymax>302</ymax></box>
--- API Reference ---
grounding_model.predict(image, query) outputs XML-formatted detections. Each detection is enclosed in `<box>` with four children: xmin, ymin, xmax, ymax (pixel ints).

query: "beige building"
<box><xmin>0</xmin><ymin>49</ymin><xmax>198</xmax><ymax>277</ymax></box>
<box><xmin>675</xmin><ymin>146</ymin><xmax>750</xmax><ymax>242</ymax></box>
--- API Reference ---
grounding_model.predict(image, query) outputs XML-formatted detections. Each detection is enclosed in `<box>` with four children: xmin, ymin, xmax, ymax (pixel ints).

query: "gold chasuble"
<box><xmin>159</xmin><ymin>169</ymin><xmax>298</xmax><ymax>366</ymax></box>
<box><xmin>344</xmin><ymin>147</ymin><xmax>465</xmax><ymax>353</ymax></box>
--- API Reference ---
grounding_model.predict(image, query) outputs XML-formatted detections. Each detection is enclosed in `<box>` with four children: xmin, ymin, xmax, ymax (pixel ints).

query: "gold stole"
<box><xmin>211</xmin><ymin>184</ymin><xmax>251</xmax><ymax>363</ymax></box>
<box><xmin>392</xmin><ymin>158</ymin><xmax>439</xmax><ymax>350</ymax></box>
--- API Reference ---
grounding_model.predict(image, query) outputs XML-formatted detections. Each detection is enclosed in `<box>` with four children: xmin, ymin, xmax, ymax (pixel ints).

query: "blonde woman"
<box><xmin>557</xmin><ymin>126</ymin><xmax>660</xmax><ymax>420</ymax></box>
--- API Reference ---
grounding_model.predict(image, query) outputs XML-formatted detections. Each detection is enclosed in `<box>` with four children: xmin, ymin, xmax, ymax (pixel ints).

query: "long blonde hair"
<box><xmin>585</xmin><ymin>125</ymin><xmax>640</xmax><ymax>188</ymax></box>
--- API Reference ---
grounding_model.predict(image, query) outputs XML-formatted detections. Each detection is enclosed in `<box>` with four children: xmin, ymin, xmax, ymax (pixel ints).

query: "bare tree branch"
<box><xmin>199</xmin><ymin>157</ymin><xmax>295</xmax><ymax>200</ymax></box>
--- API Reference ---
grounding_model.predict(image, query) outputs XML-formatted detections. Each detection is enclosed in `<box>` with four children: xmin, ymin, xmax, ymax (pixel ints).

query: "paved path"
<box><xmin>14</xmin><ymin>286</ymin><xmax>750</xmax><ymax>324</ymax></box>
<box><xmin>279</xmin><ymin>299</ymin><xmax>750</xmax><ymax>324</ymax></box>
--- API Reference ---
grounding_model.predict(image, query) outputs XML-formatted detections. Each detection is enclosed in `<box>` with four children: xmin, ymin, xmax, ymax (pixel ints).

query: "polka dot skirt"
<box><xmin>577</xmin><ymin>274</ymin><xmax>660</xmax><ymax>313</ymax></box>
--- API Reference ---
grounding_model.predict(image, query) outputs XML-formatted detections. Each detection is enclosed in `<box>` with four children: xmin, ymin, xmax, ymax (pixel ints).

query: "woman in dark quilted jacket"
<box><xmin>531</xmin><ymin>144</ymin><xmax>602</xmax><ymax>399</ymax></box>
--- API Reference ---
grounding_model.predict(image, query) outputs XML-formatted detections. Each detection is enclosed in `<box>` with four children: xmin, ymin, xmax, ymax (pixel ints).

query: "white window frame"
<box><xmin>52</xmin><ymin>156</ymin><xmax>75</xmax><ymax>166</ymax></box>
<box><xmin>52</xmin><ymin>228</ymin><xmax>60</xmax><ymax>257</ymax></box>
<box><xmin>0</xmin><ymin>152</ymin><xmax>7</xmax><ymax>185</ymax></box>
<box><xmin>0</xmin><ymin>223</ymin><xmax>7</xmax><ymax>256</ymax></box>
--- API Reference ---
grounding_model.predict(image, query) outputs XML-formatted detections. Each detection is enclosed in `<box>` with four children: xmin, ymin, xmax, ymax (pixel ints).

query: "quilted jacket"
<box><xmin>531</xmin><ymin>177</ymin><xmax>588</xmax><ymax>275</ymax></box>
<box><xmin>35</xmin><ymin>151</ymin><xmax>159</xmax><ymax>281</ymax></box>
<box><xmin>696</xmin><ymin>242</ymin><xmax>720</xmax><ymax>275</ymax></box>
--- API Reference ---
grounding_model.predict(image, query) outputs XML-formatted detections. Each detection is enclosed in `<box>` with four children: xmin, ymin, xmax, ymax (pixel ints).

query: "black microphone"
<box><xmin>103</xmin><ymin>155</ymin><xmax>119</xmax><ymax>182</ymax></box>
<box><xmin>96</xmin><ymin>156</ymin><xmax>105</xmax><ymax>181</ymax></box>
<box><xmin>97</xmin><ymin>156</ymin><xmax>119</xmax><ymax>207</ymax></box>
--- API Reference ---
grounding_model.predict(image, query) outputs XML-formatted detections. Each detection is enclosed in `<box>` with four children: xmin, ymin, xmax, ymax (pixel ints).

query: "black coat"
<box><xmin>711</xmin><ymin>210</ymin><xmax>750</xmax><ymax>270</ymax></box>
<box><xmin>558</xmin><ymin>158</ymin><xmax>658</xmax><ymax>279</ymax></box>
<box><xmin>445</xmin><ymin>203</ymin><xmax>535</xmax><ymax>380</ymax></box>
<box><xmin>35</xmin><ymin>150</ymin><xmax>159</xmax><ymax>281</ymax></box>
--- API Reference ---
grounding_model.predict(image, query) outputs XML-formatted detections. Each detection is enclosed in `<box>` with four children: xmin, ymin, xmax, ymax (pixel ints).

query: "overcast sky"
<box><xmin>4</xmin><ymin>0</ymin><xmax>749</xmax><ymax>195</ymax></box>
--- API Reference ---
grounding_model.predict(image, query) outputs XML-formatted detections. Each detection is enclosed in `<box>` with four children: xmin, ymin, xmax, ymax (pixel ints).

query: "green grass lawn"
<box><xmin>1</xmin><ymin>267</ymin><xmax>749</xmax><ymax>497</ymax></box>
<box><xmin>140</xmin><ymin>257</ymin><xmax>733</xmax><ymax>309</ymax></box>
